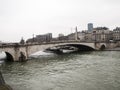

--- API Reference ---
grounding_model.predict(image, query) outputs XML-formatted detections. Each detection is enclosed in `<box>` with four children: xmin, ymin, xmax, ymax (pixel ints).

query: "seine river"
<box><xmin>0</xmin><ymin>51</ymin><xmax>120</xmax><ymax>90</ymax></box>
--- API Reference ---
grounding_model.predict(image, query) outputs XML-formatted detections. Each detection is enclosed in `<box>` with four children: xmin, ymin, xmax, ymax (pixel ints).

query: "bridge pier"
<box><xmin>0</xmin><ymin>45</ymin><xmax>28</xmax><ymax>62</ymax></box>
<box><xmin>5</xmin><ymin>51</ymin><xmax>27</xmax><ymax>62</ymax></box>
<box><xmin>18</xmin><ymin>52</ymin><xmax>27</xmax><ymax>61</ymax></box>
<box><xmin>14</xmin><ymin>47</ymin><xmax>28</xmax><ymax>61</ymax></box>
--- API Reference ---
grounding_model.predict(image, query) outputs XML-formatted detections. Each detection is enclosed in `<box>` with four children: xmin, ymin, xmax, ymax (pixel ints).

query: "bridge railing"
<box><xmin>1</xmin><ymin>40</ymin><xmax>118</xmax><ymax>48</ymax></box>
<box><xmin>0</xmin><ymin>40</ymin><xmax>97</xmax><ymax>48</ymax></box>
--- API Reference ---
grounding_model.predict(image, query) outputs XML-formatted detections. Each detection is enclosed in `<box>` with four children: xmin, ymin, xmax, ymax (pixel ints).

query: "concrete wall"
<box><xmin>106</xmin><ymin>42</ymin><xmax>118</xmax><ymax>49</ymax></box>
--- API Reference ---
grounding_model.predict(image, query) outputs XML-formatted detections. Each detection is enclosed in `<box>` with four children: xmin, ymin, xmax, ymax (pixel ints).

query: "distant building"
<box><xmin>92</xmin><ymin>27</ymin><xmax>112</xmax><ymax>42</ymax></box>
<box><xmin>67</xmin><ymin>33</ymin><xmax>75</xmax><ymax>40</ymax></box>
<box><xmin>58</xmin><ymin>33</ymin><xmax>64</xmax><ymax>37</ymax></box>
<box><xmin>36</xmin><ymin>33</ymin><xmax>52</xmax><ymax>43</ymax></box>
<box><xmin>58</xmin><ymin>34</ymin><xmax>68</xmax><ymax>41</ymax></box>
<box><xmin>58</xmin><ymin>36</ymin><xmax>68</xmax><ymax>41</ymax></box>
<box><xmin>0</xmin><ymin>41</ymin><xmax>2</xmax><ymax>46</ymax></box>
<box><xmin>26</xmin><ymin>33</ymin><xmax>52</xmax><ymax>43</ymax></box>
<box><xmin>20</xmin><ymin>37</ymin><xmax>25</xmax><ymax>44</ymax></box>
<box><xmin>113</xmin><ymin>27</ymin><xmax>120</xmax><ymax>41</ymax></box>
<box><xmin>67</xmin><ymin>31</ymin><xmax>85</xmax><ymax>41</ymax></box>
<box><xmin>26</xmin><ymin>38</ymin><xmax>36</xmax><ymax>43</ymax></box>
<box><xmin>88</xmin><ymin>23</ymin><xmax>93</xmax><ymax>32</ymax></box>
<box><xmin>77</xmin><ymin>32</ymin><xmax>85</xmax><ymax>41</ymax></box>
<box><xmin>51</xmin><ymin>38</ymin><xmax>59</xmax><ymax>42</ymax></box>
<box><xmin>84</xmin><ymin>31</ymin><xmax>93</xmax><ymax>42</ymax></box>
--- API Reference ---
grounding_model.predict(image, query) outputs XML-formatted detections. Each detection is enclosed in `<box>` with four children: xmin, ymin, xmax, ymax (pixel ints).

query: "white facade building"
<box><xmin>113</xmin><ymin>27</ymin><xmax>120</xmax><ymax>41</ymax></box>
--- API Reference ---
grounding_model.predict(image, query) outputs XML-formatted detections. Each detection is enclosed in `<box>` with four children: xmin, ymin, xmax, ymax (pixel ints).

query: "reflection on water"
<box><xmin>0</xmin><ymin>52</ymin><xmax>6</xmax><ymax>60</ymax></box>
<box><xmin>30</xmin><ymin>51</ymin><xmax>55</xmax><ymax>57</ymax></box>
<box><xmin>1</xmin><ymin>51</ymin><xmax>120</xmax><ymax>90</ymax></box>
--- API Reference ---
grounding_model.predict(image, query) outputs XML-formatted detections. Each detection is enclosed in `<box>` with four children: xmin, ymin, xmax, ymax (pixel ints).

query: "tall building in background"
<box><xmin>88</xmin><ymin>23</ymin><xmax>93</xmax><ymax>32</ymax></box>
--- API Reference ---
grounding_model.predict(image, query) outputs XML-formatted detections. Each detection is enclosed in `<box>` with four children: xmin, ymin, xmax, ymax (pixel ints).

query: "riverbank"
<box><xmin>105</xmin><ymin>47</ymin><xmax>120</xmax><ymax>51</ymax></box>
<box><xmin>0</xmin><ymin>65</ymin><xmax>12</xmax><ymax>90</ymax></box>
<box><xmin>0</xmin><ymin>71</ymin><xmax>13</xmax><ymax>90</ymax></box>
<box><xmin>0</xmin><ymin>84</ymin><xmax>12</xmax><ymax>90</ymax></box>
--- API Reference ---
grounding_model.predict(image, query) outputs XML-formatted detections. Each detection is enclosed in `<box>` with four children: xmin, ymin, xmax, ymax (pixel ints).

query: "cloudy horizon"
<box><xmin>0</xmin><ymin>0</ymin><xmax>120</xmax><ymax>42</ymax></box>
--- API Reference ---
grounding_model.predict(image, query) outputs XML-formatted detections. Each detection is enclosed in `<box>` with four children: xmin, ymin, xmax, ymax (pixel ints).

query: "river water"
<box><xmin>0</xmin><ymin>51</ymin><xmax>120</xmax><ymax>90</ymax></box>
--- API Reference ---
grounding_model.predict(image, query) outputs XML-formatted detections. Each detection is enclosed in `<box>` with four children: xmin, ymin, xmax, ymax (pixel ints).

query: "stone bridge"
<box><xmin>0</xmin><ymin>41</ymin><xmax>118</xmax><ymax>61</ymax></box>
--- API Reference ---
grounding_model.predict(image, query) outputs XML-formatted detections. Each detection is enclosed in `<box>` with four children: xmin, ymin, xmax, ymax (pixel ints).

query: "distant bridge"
<box><xmin>0</xmin><ymin>41</ymin><xmax>118</xmax><ymax>61</ymax></box>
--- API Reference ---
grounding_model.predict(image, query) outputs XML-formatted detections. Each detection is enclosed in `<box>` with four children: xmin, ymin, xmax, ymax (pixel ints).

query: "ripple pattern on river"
<box><xmin>1</xmin><ymin>51</ymin><xmax>120</xmax><ymax>90</ymax></box>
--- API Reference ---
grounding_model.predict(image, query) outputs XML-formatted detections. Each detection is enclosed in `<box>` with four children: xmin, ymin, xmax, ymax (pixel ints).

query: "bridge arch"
<box><xmin>67</xmin><ymin>44</ymin><xmax>95</xmax><ymax>51</ymax></box>
<box><xmin>45</xmin><ymin>43</ymin><xmax>95</xmax><ymax>52</ymax></box>
<box><xmin>5</xmin><ymin>52</ymin><xmax>14</xmax><ymax>61</ymax></box>
<box><xmin>100</xmin><ymin>44</ymin><xmax>106</xmax><ymax>50</ymax></box>
<box><xmin>95</xmin><ymin>43</ymin><xmax>107</xmax><ymax>50</ymax></box>
<box><xmin>0</xmin><ymin>45</ymin><xmax>29</xmax><ymax>61</ymax></box>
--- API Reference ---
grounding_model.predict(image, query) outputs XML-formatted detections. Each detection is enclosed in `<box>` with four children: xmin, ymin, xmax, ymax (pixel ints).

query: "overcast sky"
<box><xmin>0</xmin><ymin>0</ymin><xmax>120</xmax><ymax>42</ymax></box>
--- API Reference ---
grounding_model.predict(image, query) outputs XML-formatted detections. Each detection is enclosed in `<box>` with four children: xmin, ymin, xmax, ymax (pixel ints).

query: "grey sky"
<box><xmin>0</xmin><ymin>0</ymin><xmax>120</xmax><ymax>42</ymax></box>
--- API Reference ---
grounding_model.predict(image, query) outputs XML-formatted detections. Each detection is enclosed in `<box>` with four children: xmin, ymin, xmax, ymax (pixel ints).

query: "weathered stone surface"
<box><xmin>0</xmin><ymin>42</ymin><xmax>119</xmax><ymax>61</ymax></box>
